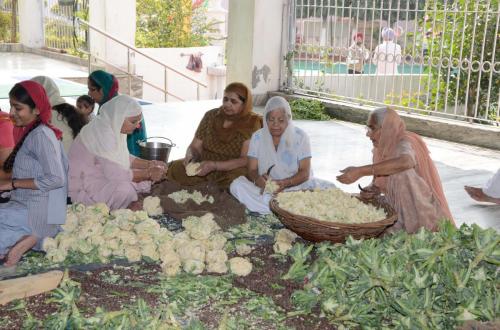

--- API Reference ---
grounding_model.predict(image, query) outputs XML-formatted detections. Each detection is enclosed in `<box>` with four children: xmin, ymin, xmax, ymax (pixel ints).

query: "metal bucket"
<box><xmin>137</xmin><ymin>137</ymin><xmax>175</xmax><ymax>163</ymax></box>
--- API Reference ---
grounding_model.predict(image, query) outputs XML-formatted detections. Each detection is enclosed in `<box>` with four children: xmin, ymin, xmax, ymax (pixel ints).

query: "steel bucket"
<box><xmin>137</xmin><ymin>137</ymin><xmax>175</xmax><ymax>163</ymax></box>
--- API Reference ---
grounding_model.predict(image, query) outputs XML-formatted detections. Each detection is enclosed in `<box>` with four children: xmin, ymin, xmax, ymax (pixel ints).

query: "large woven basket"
<box><xmin>270</xmin><ymin>194</ymin><xmax>397</xmax><ymax>243</ymax></box>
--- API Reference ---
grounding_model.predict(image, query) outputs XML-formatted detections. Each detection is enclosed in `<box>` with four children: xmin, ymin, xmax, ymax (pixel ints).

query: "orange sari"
<box><xmin>373</xmin><ymin>109</ymin><xmax>454</xmax><ymax>233</ymax></box>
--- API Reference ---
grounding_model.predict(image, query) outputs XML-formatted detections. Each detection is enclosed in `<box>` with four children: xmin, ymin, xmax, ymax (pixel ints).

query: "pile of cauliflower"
<box><xmin>42</xmin><ymin>204</ymin><xmax>252</xmax><ymax>277</ymax></box>
<box><xmin>168</xmin><ymin>189</ymin><xmax>215</xmax><ymax>205</ymax></box>
<box><xmin>276</xmin><ymin>188</ymin><xmax>387</xmax><ymax>224</ymax></box>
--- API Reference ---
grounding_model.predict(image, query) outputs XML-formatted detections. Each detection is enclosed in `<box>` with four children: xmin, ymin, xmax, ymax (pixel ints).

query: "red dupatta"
<box><xmin>12</xmin><ymin>81</ymin><xmax>63</xmax><ymax>142</ymax></box>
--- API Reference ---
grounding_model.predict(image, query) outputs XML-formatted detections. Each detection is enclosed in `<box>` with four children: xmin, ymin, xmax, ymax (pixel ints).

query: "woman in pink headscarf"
<box><xmin>337</xmin><ymin>107</ymin><xmax>454</xmax><ymax>233</ymax></box>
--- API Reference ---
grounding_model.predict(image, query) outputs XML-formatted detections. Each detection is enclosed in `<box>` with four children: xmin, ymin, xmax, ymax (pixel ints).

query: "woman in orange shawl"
<box><xmin>337</xmin><ymin>107</ymin><xmax>454</xmax><ymax>233</ymax></box>
<box><xmin>166</xmin><ymin>82</ymin><xmax>262</xmax><ymax>189</ymax></box>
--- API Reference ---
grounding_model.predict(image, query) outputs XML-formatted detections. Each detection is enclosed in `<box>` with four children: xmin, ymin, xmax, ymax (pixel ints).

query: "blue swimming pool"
<box><xmin>294</xmin><ymin>60</ymin><xmax>426</xmax><ymax>74</ymax></box>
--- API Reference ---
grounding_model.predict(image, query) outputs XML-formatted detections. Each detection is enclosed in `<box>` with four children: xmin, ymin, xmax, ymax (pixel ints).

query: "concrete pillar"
<box><xmin>18</xmin><ymin>0</ymin><xmax>44</xmax><ymax>48</ymax></box>
<box><xmin>226</xmin><ymin>0</ymin><xmax>285</xmax><ymax>104</ymax></box>
<box><xmin>89</xmin><ymin>0</ymin><xmax>136</xmax><ymax>72</ymax></box>
<box><xmin>206</xmin><ymin>0</ymin><xmax>228</xmax><ymax>49</ymax></box>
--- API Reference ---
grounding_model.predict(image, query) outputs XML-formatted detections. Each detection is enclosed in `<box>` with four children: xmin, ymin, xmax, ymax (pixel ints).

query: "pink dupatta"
<box><xmin>373</xmin><ymin>109</ymin><xmax>454</xmax><ymax>224</ymax></box>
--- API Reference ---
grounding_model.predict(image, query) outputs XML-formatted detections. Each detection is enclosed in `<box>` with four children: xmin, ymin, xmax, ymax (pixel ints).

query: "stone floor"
<box><xmin>142</xmin><ymin>100</ymin><xmax>500</xmax><ymax>230</ymax></box>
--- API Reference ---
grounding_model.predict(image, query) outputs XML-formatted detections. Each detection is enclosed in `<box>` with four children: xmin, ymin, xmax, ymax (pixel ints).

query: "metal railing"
<box><xmin>43</xmin><ymin>0</ymin><xmax>78</xmax><ymax>50</ymax></box>
<box><xmin>75</xmin><ymin>18</ymin><xmax>208</xmax><ymax>102</ymax></box>
<box><xmin>283</xmin><ymin>0</ymin><xmax>500</xmax><ymax>125</ymax></box>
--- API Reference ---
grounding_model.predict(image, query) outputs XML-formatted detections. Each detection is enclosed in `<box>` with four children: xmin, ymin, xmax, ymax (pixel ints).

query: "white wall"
<box><xmin>251</xmin><ymin>0</ymin><xmax>284</xmax><ymax>96</ymax></box>
<box><xmin>89</xmin><ymin>0</ymin><xmax>136</xmax><ymax>71</ymax></box>
<box><xmin>227</xmin><ymin>0</ymin><xmax>285</xmax><ymax>104</ymax></box>
<box><xmin>18</xmin><ymin>0</ymin><xmax>44</xmax><ymax>48</ymax></box>
<box><xmin>136</xmin><ymin>46</ymin><xmax>224</xmax><ymax>103</ymax></box>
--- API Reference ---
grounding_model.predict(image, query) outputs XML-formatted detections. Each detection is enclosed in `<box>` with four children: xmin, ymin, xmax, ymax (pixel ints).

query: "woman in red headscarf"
<box><xmin>0</xmin><ymin>81</ymin><xmax>68</xmax><ymax>268</ymax></box>
<box><xmin>337</xmin><ymin>107</ymin><xmax>454</xmax><ymax>234</ymax></box>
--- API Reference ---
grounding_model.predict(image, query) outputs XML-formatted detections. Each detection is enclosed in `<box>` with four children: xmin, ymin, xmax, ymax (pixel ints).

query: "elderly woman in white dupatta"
<box><xmin>230</xmin><ymin>96</ymin><xmax>333</xmax><ymax>214</ymax></box>
<box><xmin>68</xmin><ymin>95</ymin><xmax>167</xmax><ymax>210</ymax></box>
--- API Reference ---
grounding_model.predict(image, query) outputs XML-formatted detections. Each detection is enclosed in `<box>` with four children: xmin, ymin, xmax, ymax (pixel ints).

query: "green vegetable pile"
<box><xmin>283</xmin><ymin>222</ymin><xmax>500</xmax><ymax>328</ymax></box>
<box><xmin>289</xmin><ymin>98</ymin><xmax>330</xmax><ymax>121</ymax></box>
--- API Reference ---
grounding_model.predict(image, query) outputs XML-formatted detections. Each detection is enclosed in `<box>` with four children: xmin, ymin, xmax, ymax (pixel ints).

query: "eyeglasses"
<box><xmin>365</xmin><ymin>126</ymin><xmax>380</xmax><ymax>134</ymax></box>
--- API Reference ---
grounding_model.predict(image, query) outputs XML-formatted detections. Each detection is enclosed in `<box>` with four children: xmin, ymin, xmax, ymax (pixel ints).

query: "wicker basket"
<box><xmin>270</xmin><ymin>194</ymin><xmax>397</xmax><ymax>243</ymax></box>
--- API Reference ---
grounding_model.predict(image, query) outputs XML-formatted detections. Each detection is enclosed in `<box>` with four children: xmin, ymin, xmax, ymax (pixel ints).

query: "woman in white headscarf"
<box><xmin>30</xmin><ymin>76</ymin><xmax>87</xmax><ymax>154</ymax></box>
<box><xmin>68</xmin><ymin>95</ymin><xmax>167</xmax><ymax>210</ymax></box>
<box><xmin>372</xmin><ymin>27</ymin><xmax>402</xmax><ymax>75</ymax></box>
<box><xmin>230</xmin><ymin>96</ymin><xmax>333</xmax><ymax>214</ymax></box>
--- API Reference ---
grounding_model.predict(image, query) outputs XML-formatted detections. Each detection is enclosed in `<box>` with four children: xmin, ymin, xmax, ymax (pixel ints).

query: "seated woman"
<box><xmin>31</xmin><ymin>76</ymin><xmax>88</xmax><ymax>154</ymax></box>
<box><xmin>337</xmin><ymin>107</ymin><xmax>454</xmax><ymax>233</ymax></box>
<box><xmin>230</xmin><ymin>96</ymin><xmax>333</xmax><ymax>214</ymax></box>
<box><xmin>87</xmin><ymin>70</ymin><xmax>147</xmax><ymax>157</ymax></box>
<box><xmin>0</xmin><ymin>81</ymin><xmax>68</xmax><ymax>267</ymax></box>
<box><xmin>68</xmin><ymin>94</ymin><xmax>167</xmax><ymax>210</ymax></box>
<box><xmin>167</xmin><ymin>82</ymin><xmax>262</xmax><ymax>189</ymax></box>
<box><xmin>465</xmin><ymin>169</ymin><xmax>500</xmax><ymax>204</ymax></box>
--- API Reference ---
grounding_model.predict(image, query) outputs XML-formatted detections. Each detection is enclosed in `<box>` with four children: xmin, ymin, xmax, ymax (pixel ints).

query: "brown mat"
<box><xmin>150</xmin><ymin>181</ymin><xmax>247</xmax><ymax>230</ymax></box>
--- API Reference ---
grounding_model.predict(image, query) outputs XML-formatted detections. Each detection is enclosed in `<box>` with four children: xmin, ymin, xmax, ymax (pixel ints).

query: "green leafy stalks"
<box><xmin>284</xmin><ymin>222</ymin><xmax>500</xmax><ymax>328</ymax></box>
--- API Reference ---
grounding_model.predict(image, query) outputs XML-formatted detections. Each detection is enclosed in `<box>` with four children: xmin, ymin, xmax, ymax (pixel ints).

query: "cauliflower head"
<box><xmin>42</xmin><ymin>237</ymin><xmax>58</xmax><ymax>252</ymax></box>
<box><xmin>236</xmin><ymin>243</ymin><xmax>253</xmax><ymax>256</ymax></box>
<box><xmin>142</xmin><ymin>196</ymin><xmax>163</xmax><ymax>216</ymax></box>
<box><xmin>185</xmin><ymin>162</ymin><xmax>201</xmax><ymax>176</ymax></box>
<box><xmin>177</xmin><ymin>240</ymin><xmax>206</xmax><ymax>262</ymax></box>
<box><xmin>229</xmin><ymin>257</ymin><xmax>252</xmax><ymax>276</ymax></box>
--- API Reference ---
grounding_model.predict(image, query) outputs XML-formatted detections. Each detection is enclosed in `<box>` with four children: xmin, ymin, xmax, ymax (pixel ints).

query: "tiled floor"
<box><xmin>142</xmin><ymin>101</ymin><xmax>500</xmax><ymax>230</ymax></box>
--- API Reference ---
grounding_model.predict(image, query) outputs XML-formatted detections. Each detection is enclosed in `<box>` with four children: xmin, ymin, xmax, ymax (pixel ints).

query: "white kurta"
<box><xmin>230</xmin><ymin>126</ymin><xmax>333</xmax><ymax>214</ymax></box>
<box><xmin>373</xmin><ymin>41</ymin><xmax>402</xmax><ymax>75</ymax></box>
<box><xmin>483</xmin><ymin>169</ymin><xmax>500</xmax><ymax>198</ymax></box>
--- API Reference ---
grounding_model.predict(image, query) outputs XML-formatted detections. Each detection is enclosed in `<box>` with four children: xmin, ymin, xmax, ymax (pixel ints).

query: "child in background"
<box><xmin>76</xmin><ymin>95</ymin><xmax>96</xmax><ymax>122</ymax></box>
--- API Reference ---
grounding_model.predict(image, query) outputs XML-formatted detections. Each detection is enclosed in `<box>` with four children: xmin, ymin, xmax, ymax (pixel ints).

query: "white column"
<box><xmin>18</xmin><ymin>0</ymin><xmax>44</xmax><ymax>48</ymax></box>
<box><xmin>89</xmin><ymin>0</ymin><xmax>136</xmax><ymax>72</ymax></box>
<box><xmin>226</xmin><ymin>0</ymin><xmax>285</xmax><ymax>104</ymax></box>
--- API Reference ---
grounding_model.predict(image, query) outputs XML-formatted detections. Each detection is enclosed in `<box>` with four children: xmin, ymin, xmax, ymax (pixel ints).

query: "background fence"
<box><xmin>285</xmin><ymin>0</ymin><xmax>500</xmax><ymax>125</ymax></box>
<box><xmin>43</xmin><ymin>0</ymin><xmax>88</xmax><ymax>54</ymax></box>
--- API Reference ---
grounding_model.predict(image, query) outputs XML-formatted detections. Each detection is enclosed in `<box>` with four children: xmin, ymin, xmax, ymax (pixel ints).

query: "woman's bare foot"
<box><xmin>4</xmin><ymin>235</ymin><xmax>37</xmax><ymax>267</ymax></box>
<box><xmin>464</xmin><ymin>186</ymin><xmax>500</xmax><ymax>204</ymax></box>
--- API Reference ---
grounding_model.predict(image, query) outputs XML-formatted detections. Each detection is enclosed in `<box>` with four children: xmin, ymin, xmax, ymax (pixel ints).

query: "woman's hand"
<box><xmin>275</xmin><ymin>178</ymin><xmax>291</xmax><ymax>193</ymax></box>
<box><xmin>337</xmin><ymin>166</ymin><xmax>363</xmax><ymax>184</ymax></box>
<box><xmin>149</xmin><ymin>166</ymin><xmax>166</xmax><ymax>183</ymax></box>
<box><xmin>0</xmin><ymin>179</ymin><xmax>13</xmax><ymax>191</ymax></box>
<box><xmin>197</xmin><ymin>161</ymin><xmax>217</xmax><ymax>177</ymax></box>
<box><xmin>150</xmin><ymin>160</ymin><xmax>166</xmax><ymax>170</ymax></box>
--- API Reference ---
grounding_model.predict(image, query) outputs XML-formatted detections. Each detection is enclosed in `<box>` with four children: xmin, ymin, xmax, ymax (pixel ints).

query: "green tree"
<box><xmin>136</xmin><ymin>0</ymin><xmax>217</xmax><ymax>48</ymax></box>
<box><xmin>424</xmin><ymin>0</ymin><xmax>499</xmax><ymax>122</ymax></box>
